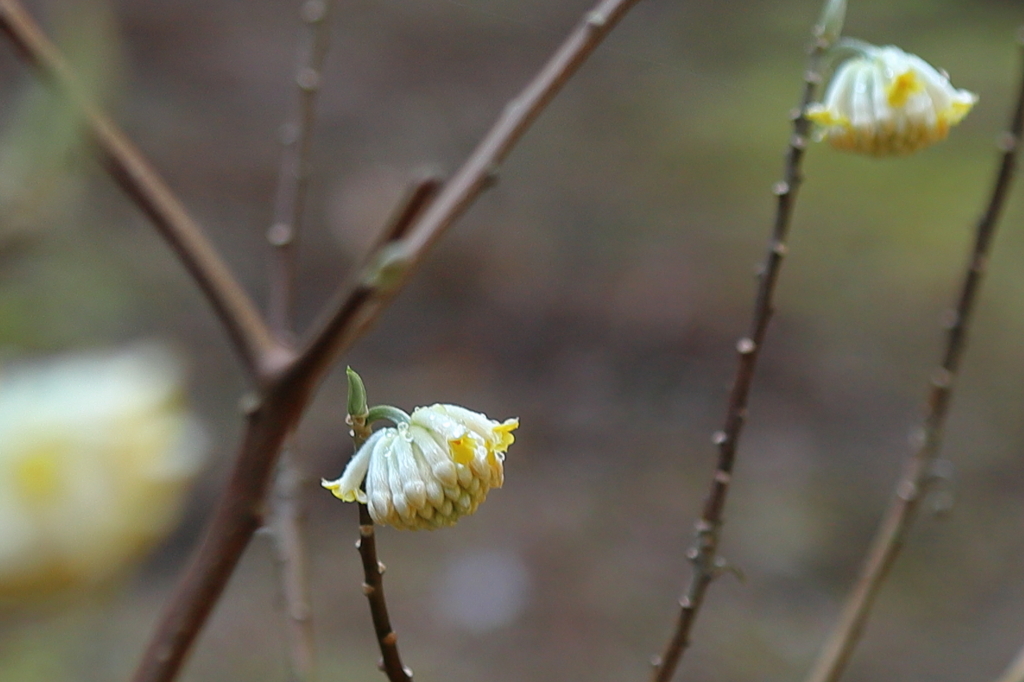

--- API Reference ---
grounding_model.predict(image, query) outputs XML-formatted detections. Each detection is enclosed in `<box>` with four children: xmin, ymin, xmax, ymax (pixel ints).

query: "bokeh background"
<box><xmin>2</xmin><ymin>0</ymin><xmax>1024</xmax><ymax>680</ymax></box>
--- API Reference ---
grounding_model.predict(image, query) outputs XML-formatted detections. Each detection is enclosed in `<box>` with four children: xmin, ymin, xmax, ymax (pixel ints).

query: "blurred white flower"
<box><xmin>0</xmin><ymin>344</ymin><xmax>205</xmax><ymax>599</ymax></box>
<box><xmin>806</xmin><ymin>45</ymin><xmax>977</xmax><ymax>156</ymax></box>
<box><xmin>323</xmin><ymin>404</ymin><xmax>518</xmax><ymax>530</ymax></box>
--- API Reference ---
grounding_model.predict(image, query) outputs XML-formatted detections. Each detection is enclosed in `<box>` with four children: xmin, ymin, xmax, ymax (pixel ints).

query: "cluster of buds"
<box><xmin>323</xmin><ymin>398</ymin><xmax>518</xmax><ymax>531</ymax></box>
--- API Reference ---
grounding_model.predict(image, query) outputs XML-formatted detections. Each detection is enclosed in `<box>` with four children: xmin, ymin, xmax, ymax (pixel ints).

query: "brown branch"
<box><xmin>264</xmin><ymin>3</ymin><xmax>337</xmax><ymax>680</ymax></box>
<box><xmin>268</xmin><ymin>443</ymin><xmax>316</xmax><ymax>682</ymax></box>
<box><xmin>802</xmin><ymin>29</ymin><xmax>1024</xmax><ymax>682</ymax></box>
<box><xmin>267</xmin><ymin>0</ymin><xmax>334</xmax><ymax>339</ymax></box>
<box><xmin>130</xmin><ymin>382</ymin><xmax>308</xmax><ymax>682</ymax></box>
<box><xmin>295</xmin><ymin>0</ymin><xmax>645</xmax><ymax>379</ymax></box>
<box><xmin>0</xmin><ymin>0</ymin><xmax>280</xmax><ymax>382</ymax></box>
<box><xmin>123</xmin><ymin>0</ymin><xmax>648</xmax><ymax>679</ymax></box>
<box><xmin>345</xmin><ymin>395</ymin><xmax>412</xmax><ymax>682</ymax></box>
<box><xmin>648</xmin><ymin>35</ymin><xmax>831</xmax><ymax>682</ymax></box>
<box><xmin>357</xmin><ymin>505</ymin><xmax>411</xmax><ymax>682</ymax></box>
<box><xmin>993</xmin><ymin>641</ymin><xmax>1024</xmax><ymax>682</ymax></box>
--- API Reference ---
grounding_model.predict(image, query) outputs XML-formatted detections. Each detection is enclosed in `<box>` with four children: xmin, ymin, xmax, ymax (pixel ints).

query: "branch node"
<box><xmin>693</xmin><ymin>519</ymin><xmax>714</xmax><ymax>534</ymax></box>
<box><xmin>267</xmin><ymin>222</ymin><xmax>294</xmax><ymax>247</ymax></box>
<box><xmin>586</xmin><ymin>10</ymin><xmax>608</xmax><ymax>28</ymax></box>
<box><xmin>279</xmin><ymin>121</ymin><xmax>300</xmax><ymax>145</ymax></box>
<box><xmin>897</xmin><ymin>480</ymin><xmax>919</xmax><ymax>502</ymax></box>
<box><xmin>931</xmin><ymin>368</ymin><xmax>954</xmax><ymax>389</ymax></box>
<box><xmin>296</xmin><ymin>67</ymin><xmax>321</xmax><ymax>91</ymax></box>
<box><xmin>998</xmin><ymin>131</ymin><xmax>1018</xmax><ymax>152</ymax></box>
<box><xmin>238</xmin><ymin>392</ymin><xmax>262</xmax><ymax>416</ymax></box>
<box><xmin>940</xmin><ymin>308</ymin><xmax>960</xmax><ymax>329</ymax></box>
<box><xmin>301</xmin><ymin>0</ymin><xmax>327</xmax><ymax>24</ymax></box>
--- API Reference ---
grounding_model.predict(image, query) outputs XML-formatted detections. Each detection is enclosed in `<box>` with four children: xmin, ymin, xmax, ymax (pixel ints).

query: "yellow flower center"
<box><xmin>449</xmin><ymin>436</ymin><xmax>476</xmax><ymax>465</ymax></box>
<box><xmin>13</xmin><ymin>442</ymin><xmax>66</xmax><ymax>504</ymax></box>
<box><xmin>886</xmin><ymin>70</ymin><xmax>923</xmax><ymax>108</ymax></box>
<box><xmin>491</xmin><ymin>419</ymin><xmax>519</xmax><ymax>453</ymax></box>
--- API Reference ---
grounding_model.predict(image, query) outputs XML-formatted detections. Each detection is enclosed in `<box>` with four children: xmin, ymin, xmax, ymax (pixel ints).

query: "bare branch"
<box><xmin>648</xmin><ymin>35</ymin><xmax>830</xmax><ymax>682</ymax></box>
<box><xmin>267</xmin><ymin>0</ymin><xmax>334</xmax><ymax>340</ymax></box>
<box><xmin>356</xmin><ymin>505</ymin><xmax>411</xmax><ymax>682</ymax></box>
<box><xmin>0</xmin><ymin>0</ymin><xmax>281</xmax><ymax>381</ymax></box>
<box><xmin>264</xmin><ymin>2</ymin><xmax>337</xmax><ymax>680</ymax></box>
<box><xmin>124</xmin><ymin>0</ymin><xmax>648</xmax><ymax>680</ymax></box>
<box><xmin>295</xmin><ymin>0</ymin><xmax>645</xmax><ymax>381</ymax></box>
<box><xmin>802</xmin><ymin>29</ymin><xmax>1024</xmax><ymax>682</ymax></box>
<box><xmin>345</xmin><ymin>385</ymin><xmax>412</xmax><ymax>682</ymax></box>
<box><xmin>994</xmin><ymin>641</ymin><xmax>1024</xmax><ymax>682</ymax></box>
<box><xmin>269</xmin><ymin>442</ymin><xmax>316</xmax><ymax>682</ymax></box>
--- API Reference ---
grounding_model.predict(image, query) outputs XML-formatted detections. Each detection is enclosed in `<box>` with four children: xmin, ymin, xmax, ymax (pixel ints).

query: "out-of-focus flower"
<box><xmin>0</xmin><ymin>345</ymin><xmax>205</xmax><ymax>599</ymax></box>
<box><xmin>806</xmin><ymin>44</ymin><xmax>977</xmax><ymax>156</ymax></box>
<box><xmin>323</xmin><ymin>404</ymin><xmax>518</xmax><ymax>531</ymax></box>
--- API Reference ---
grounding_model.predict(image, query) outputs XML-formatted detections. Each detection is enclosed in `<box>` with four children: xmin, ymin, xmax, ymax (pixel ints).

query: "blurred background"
<box><xmin>1</xmin><ymin>0</ymin><xmax>1024</xmax><ymax>680</ymax></box>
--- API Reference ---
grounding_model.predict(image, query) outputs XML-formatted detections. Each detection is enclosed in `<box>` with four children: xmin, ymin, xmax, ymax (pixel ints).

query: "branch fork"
<box><xmin>0</xmin><ymin>0</ymin><xmax>649</xmax><ymax>680</ymax></box>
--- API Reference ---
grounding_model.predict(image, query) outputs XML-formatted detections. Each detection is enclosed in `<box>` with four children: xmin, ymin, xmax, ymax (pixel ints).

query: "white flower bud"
<box><xmin>322</xmin><ymin>404</ymin><xmax>518</xmax><ymax>530</ymax></box>
<box><xmin>806</xmin><ymin>45</ymin><xmax>977</xmax><ymax>156</ymax></box>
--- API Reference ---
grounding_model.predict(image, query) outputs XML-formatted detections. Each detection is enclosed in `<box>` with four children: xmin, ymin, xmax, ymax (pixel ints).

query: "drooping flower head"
<box><xmin>0</xmin><ymin>345</ymin><xmax>205</xmax><ymax>599</ymax></box>
<box><xmin>323</xmin><ymin>404</ymin><xmax>518</xmax><ymax>531</ymax></box>
<box><xmin>806</xmin><ymin>44</ymin><xmax>977</xmax><ymax>156</ymax></box>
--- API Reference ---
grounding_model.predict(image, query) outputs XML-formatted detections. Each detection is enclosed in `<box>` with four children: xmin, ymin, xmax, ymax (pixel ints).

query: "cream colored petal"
<box><xmin>322</xmin><ymin>429</ymin><xmax>387</xmax><ymax>503</ymax></box>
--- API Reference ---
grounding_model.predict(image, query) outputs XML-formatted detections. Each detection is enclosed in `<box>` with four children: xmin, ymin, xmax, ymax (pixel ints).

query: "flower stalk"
<box><xmin>345</xmin><ymin>369</ymin><xmax>411</xmax><ymax>682</ymax></box>
<box><xmin>648</xmin><ymin>21</ymin><xmax>831</xmax><ymax>682</ymax></box>
<box><xmin>803</xmin><ymin>29</ymin><xmax>1024</xmax><ymax>682</ymax></box>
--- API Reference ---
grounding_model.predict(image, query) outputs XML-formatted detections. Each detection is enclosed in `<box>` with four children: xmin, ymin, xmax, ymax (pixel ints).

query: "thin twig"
<box><xmin>267</xmin><ymin>0</ymin><xmax>334</xmax><ymax>339</ymax></box>
<box><xmin>269</xmin><ymin>445</ymin><xmax>316</xmax><ymax>682</ymax></box>
<box><xmin>372</xmin><ymin>172</ymin><xmax>444</xmax><ymax>250</ymax></box>
<box><xmin>648</xmin><ymin>34</ymin><xmax>831</xmax><ymax>682</ymax></box>
<box><xmin>346</xmin><ymin>402</ymin><xmax>411</xmax><ymax>682</ymax></box>
<box><xmin>120</xmin><ymin>0</ymin><xmax>648</xmax><ymax>680</ymax></box>
<box><xmin>265</xmin><ymin>2</ymin><xmax>336</xmax><ymax>680</ymax></box>
<box><xmin>294</xmin><ymin>0</ymin><xmax>646</xmax><ymax>380</ymax></box>
<box><xmin>356</xmin><ymin>505</ymin><xmax>411</xmax><ymax>682</ymax></box>
<box><xmin>993</xmin><ymin>640</ymin><xmax>1024</xmax><ymax>682</ymax></box>
<box><xmin>803</xmin><ymin>30</ymin><xmax>1024</xmax><ymax>682</ymax></box>
<box><xmin>0</xmin><ymin>0</ymin><xmax>280</xmax><ymax>382</ymax></box>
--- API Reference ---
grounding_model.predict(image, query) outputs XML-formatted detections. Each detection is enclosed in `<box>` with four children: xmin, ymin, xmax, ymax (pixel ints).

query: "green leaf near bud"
<box><xmin>346</xmin><ymin>366</ymin><xmax>368</xmax><ymax>420</ymax></box>
<box><xmin>815</xmin><ymin>0</ymin><xmax>846</xmax><ymax>46</ymax></box>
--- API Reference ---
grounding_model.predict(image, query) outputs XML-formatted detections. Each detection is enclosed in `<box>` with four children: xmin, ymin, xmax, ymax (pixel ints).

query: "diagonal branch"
<box><xmin>993</xmin><ymin>640</ymin><xmax>1024</xmax><ymax>682</ymax></box>
<box><xmin>648</xmin><ymin>32</ymin><xmax>832</xmax><ymax>682</ymax></box>
<box><xmin>122</xmin><ymin>0</ymin><xmax>649</xmax><ymax>680</ymax></box>
<box><xmin>803</xmin><ymin>29</ymin><xmax>1024</xmax><ymax>682</ymax></box>
<box><xmin>0</xmin><ymin>0</ymin><xmax>281</xmax><ymax>381</ymax></box>
<box><xmin>294</xmin><ymin>0</ymin><xmax>645</xmax><ymax>381</ymax></box>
